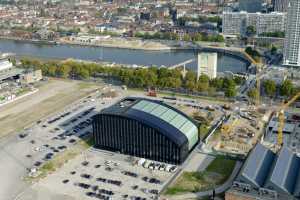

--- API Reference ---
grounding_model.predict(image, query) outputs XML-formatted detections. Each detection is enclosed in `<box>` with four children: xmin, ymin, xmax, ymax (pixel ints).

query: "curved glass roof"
<box><xmin>132</xmin><ymin>100</ymin><xmax>198</xmax><ymax>150</ymax></box>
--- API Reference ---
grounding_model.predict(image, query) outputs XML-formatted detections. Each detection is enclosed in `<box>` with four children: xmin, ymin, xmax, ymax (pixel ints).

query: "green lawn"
<box><xmin>157</xmin><ymin>91</ymin><xmax>230</xmax><ymax>103</ymax></box>
<box><xmin>199</xmin><ymin>124</ymin><xmax>210</xmax><ymax>140</ymax></box>
<box><xmin>206</xmin><ymin>156</ymin><xmax>236</xmax><ymax>183</ymax></box>
<box><xmin>127</xmin><ymin>88</ymin><xmax>230</xmax><ymax>103</ymax></box>
<box><xmin>165</xmin><ymin>157</ymin><xmax>236</xmax><ymax>195</ymax></box>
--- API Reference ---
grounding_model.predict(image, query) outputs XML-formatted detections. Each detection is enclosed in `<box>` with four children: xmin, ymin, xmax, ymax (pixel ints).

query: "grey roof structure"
<box><xmin>238</xmin><ymin>143</ymin><xmax>275</xmax><ymax>188</ymax></box>
<box><xmin>132</xmin><ymin>100</ymin><xmax>198</xmax><ymax>150</ymax></box>
<box><xmin>100</xmin><ymin>97</ymin><xmax>199</xmax><ymax>151</ymax></box>
<box><xmin>266</xmin><ymin>147</ymin><xmax>300</xmax><ymax>195</ymax></box>
<box><xmin>237</xmin><ymin>143</ymin><xmax>300</xmax><ymax>198</ymax></box>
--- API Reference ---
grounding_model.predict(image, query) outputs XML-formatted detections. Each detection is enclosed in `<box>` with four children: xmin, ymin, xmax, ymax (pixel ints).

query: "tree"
<box><xmin>233</xmin><ymin>77</ymin><xmax>245</xmax><ymax>85</ymax></box>
<box><xmin>192</xmin><ymin>33</ymin><xmax>201</xmax><ymax>42</ymax></box>
<box><xmin>246</xmin><ymin>26</ymin><xmax>256</xmax><ymax>37</ymax></box>
<box><xmin>248</xmin><ymin>89</ymin><xmax>259</xmax><ymax>102</ymax></box>
<box><xmin>47</xmin><ymin>65</ymin><xmax>57</xmax><ymax>77</ymax></box>
<box><xmin>197</xmin><ymin>74</ymin><xmax>210</xmax><ymax>92</ymax></box>
<box><xmin>225</xmin><ymin>87</ymin><xmax>236</xmax><ymax>98</ymax></box>
<box><xmin>223</xmin><ymin>77</ymin><xmax>236</xmax><ymax>89</ymax></box>
<box><xmin>185</xmin><ymin>80</ymin><xmax>196</xmax><ymax>92</ymax></box>
<box><xmin>245</xmin><ymin>47</ymin><xmax>261</xmax><ymax>62</ymax></box>
<box><xmin>215</xmin><ymin>34</ymin><xmax>225</xmax><ymax>42</ymax></box>
<box><xmin>260</xmin><ymin>31</ymin><xmax>285</xmax><ymax>38</ymax></box>
<box><xmin>271</xmin><ymin>46</ymin><xmax>277</xmax><ymax>55</ymax></box>
<box><xmin>183</xmin><ymin>34</ymin><xmax>191</xmax><ymax>42</ymax></box>
<box><xmin>210</xmin><ymin>78</ymin><xmax>224</xmax><ymax>90</ymax></box>
<box><xmin>263</xmin><ymin>80</ymin><xmax>276</xmax><ymax>97</ymax></box>
<box><xmin>185</xmin><ymin>71</ymin><xmax>197</xmax><ymax>91</ymax></box>
<box><xmin>56</xmin><ymin>64</ymin><xmax>71</xmax><ymax>78</ymax></box>
<box><xmin>280</xmin><ymin>79</ymin><xmax>294</xmax><ymax>97</ymax></box>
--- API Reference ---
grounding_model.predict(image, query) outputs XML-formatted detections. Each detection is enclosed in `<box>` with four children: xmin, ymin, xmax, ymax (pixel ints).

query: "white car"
<box><xmin>138</xmin><ymin>158</ymin><xmax>146</xmax><ymax>166</ymax></box>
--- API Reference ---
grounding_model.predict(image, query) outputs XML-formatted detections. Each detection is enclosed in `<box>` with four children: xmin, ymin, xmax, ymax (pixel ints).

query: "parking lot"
<box><xmin>19</xmin><ymin>149</ymin><xmax>172</xmax><ymax>200</ymax></box>
<box><xmin>1</xmin><ymin>86</ymin><xmax>177</xmax><ymax>200</ymax></box>
<box><xmin>2</xmin><ymin>87</ymin><xmax>218</xmax><ymax>200</ymax></box>
<box><xmin>0</xmin><ymin>83</ymin><xmax>123</xmax><ymax>200</ymax></box>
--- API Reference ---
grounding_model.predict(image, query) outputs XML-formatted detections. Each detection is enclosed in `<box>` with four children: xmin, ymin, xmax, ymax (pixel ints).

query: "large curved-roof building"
<box><xmin>92</xmin><ymin>97</ymin><xmax>199</xmax><ymax>164</ymax></box>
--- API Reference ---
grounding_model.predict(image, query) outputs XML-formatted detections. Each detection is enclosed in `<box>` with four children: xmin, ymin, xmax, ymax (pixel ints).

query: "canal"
<box><xmin>0</xmin><ymin>39</ymin><xmax>248</xmax><ymax>73</ymax></box>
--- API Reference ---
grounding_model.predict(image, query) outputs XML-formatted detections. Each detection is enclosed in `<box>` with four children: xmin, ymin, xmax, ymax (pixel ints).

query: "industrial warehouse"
<box><xmin>226</xmin><ymin>143</ymin><xmax>300</xmax><ymax>200</ymax></box>
<box><xmin>92</xmin><ymin>97</ymin><xmax>199</xmax><ymax>164</ymax></box>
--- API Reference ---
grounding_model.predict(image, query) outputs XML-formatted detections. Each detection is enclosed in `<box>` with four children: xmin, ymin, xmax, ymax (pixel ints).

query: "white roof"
<box><xmin>0</xmin><ymin>59</ymin><xmax>13</xmax><ymax>72</ymax></box>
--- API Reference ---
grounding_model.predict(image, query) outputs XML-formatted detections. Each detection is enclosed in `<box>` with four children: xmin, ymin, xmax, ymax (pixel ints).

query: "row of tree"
<box><xmin>134</xmin><ymin>31</ymin><xmax>224</xmax><ymax>43</ymax></box>
<box><xmin>248</xmin><ymin>79</ymin><xmax>297</xmax><ymax>101</ymax></box>
<box><xmin>260</xmin><ymin>31</ymin><xmax>285</xmax><ymax>38</ymax></box>
<box><xmin>177</xmin><ymin>16</ymin><xmax>222</xmax><ymax>27</ymax></box>
<box><xmin>263</xmin><ymin>79</ymin><xmax>296</xmax><ymax>97</ymax></box>
<box><xmin>20</xmin><ymin>58</ymin><xmax>242</xmax><ymax>98</ymax></box>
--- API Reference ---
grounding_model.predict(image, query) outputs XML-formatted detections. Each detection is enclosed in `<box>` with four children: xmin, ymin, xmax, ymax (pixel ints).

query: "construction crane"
<box><xmin>243</xmin><ymin>51</ymin><xmax>263</xmax><ymax>106</ymax></box>
<box><xmin>277</xmin><ymin>92</ymin><xmax>300</xmax><ymax>146</ymax></box>
<box><xmin>221</xmin><ymin>115</ymin><xmax>238</xmax><ymax>137</ymax></box>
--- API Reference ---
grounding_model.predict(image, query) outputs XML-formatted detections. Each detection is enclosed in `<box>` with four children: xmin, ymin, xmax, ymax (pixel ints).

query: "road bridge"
<box><xmin>169</xmin><ymin>58</ymin><xmax>195</xmax><ymax>77</ymax></box>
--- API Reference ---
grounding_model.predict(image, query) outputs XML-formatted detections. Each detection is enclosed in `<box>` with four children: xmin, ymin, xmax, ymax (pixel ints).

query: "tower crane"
<box><xmin>243</xmin><ymin>51</ymin><xmax>263</xmax><ymax>106</ymax></box>
<box><xmin>276</xmin><ymin>92</ymin><xmax>300</xmax><ymax>146</ymax></box>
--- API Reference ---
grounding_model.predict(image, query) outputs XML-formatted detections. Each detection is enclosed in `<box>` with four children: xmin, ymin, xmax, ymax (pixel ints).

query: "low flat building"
<box><xmin>20</xmin><ymin>69</ymin><xmax>42</xmax><ymax>84</ymax></box>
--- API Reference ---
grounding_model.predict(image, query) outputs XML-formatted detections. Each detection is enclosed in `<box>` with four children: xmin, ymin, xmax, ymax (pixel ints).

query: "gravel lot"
<box><xmin>19</xmin><ymin>149</ymin><xmax>172</xmax><ymax>200</ymax></box>
<box><xmin>0</xmin><ymin>79</ymin><xmax>99</xmax><ymax>138</ymax></box>
<box><xmin>0</xmin><ymin>81</ymin><xmax>119</xmax><ymax>200</ymax></box>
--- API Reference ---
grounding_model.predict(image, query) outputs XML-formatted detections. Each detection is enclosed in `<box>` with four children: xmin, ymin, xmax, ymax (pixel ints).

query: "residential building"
<box><xmin>222</xmin><ymin>11</ymin><xmax>286</xmax><ymax>36</ymax></box>
<box><xmin>239</xmin><ymin>0</ymin><xmax>263</xmax><ymax>13</ymax></box>
<box><xmin>197</xmin><ymin>52</ymin><xmax>218</xmax><ymax>79</ymax></box>
<box><xmin>283</xmin><ymin>0</ymin><xmax>300</xmax><ymax>67</ymax></box>
<box><xmin>222</xmin><ymin>11</ymin><xmax>247</xmax><ymax>36</ymax></box>
<box><xmin>273</xmin><ymin>0</ymin><xmax>289</xmax><ymax>12</ymax></box>
<box><xmin>255</xmin><ymin>12</ymin><xmax>286</xmax><ymax>34</ymax></box>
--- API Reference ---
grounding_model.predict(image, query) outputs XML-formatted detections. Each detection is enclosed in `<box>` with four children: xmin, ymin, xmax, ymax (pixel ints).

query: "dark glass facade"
<box><xmin>93</xmin><ymin>114</ymin><xmax>189</xmax><ymax>164</ymax></box>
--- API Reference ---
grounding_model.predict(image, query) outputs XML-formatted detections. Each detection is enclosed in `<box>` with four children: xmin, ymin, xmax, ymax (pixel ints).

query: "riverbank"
<box><xmin>0</xmin><ymin>35</ymin><xmax>226</xmax><ymax>52</ymax></box>
<box><xmin>0</xmin><ymin>37</ymin><xmax>249</xmax><ymax>73</ymax></box>
<box><xmin>0</xmin><ymin>36</ymin><xmax>181</xmax><ymax>51</ymax></box>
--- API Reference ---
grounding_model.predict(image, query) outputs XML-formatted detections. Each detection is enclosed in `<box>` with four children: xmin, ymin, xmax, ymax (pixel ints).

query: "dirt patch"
<box><xmin>0</xmin><ymin>79</ymin><xmax>99</xmax><ymax>138</ymax></box>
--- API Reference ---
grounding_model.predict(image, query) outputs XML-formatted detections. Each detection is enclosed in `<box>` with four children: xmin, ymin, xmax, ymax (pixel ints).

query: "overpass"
<box><xmin>167</xmin><ymin>46</ymin><xmax>254</xmax><ymax>79</ymax></box>
<box><xmin>169</xmin><ymin>58</ymin><xmax>195</xmax><ymax>77</ymax></box>
<box><xmin>196</xmin><ymin>46</ymin><xmax>252</xmax><ymax>67</ymax></box>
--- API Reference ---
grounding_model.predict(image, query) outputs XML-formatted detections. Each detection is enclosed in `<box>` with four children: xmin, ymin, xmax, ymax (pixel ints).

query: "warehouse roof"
<box><xmin>239</xmin><ymin>143</ymin><xmax>275</xmax><ymax>188</ymax></box>
<box><xmin>267</xmin><ymin>146</ymin><xmax>300</xmax><ymax>194</ymax></box>
<box><xmin>100</xmin><ymin>97</ymin><xmax>199</xmax><ymax>150</ymax></box>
